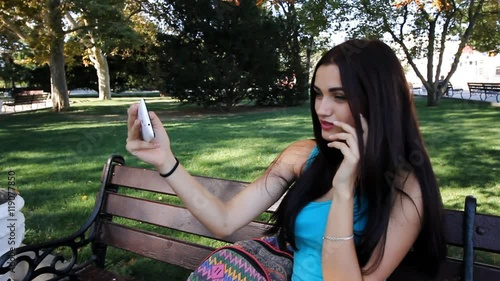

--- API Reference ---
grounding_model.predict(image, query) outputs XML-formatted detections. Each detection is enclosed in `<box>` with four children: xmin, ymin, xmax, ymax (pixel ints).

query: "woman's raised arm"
<box><xmin>125</xmin><ymin>103</ymin><xmax>314</xmax><ymax>237</ymax></box>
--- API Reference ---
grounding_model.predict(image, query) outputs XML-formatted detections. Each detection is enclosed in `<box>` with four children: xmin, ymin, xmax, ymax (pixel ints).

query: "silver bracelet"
<box><xmin>323</xmin><ymin>234</ymin><xmax>354</xmax><ymax>242</ymax></box>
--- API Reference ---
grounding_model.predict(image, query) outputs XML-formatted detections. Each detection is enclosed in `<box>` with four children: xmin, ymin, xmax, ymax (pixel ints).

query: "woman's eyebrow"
<box><xmin>313</xmin><ymin>85</ymin><xmax>344</xmax><ymax>93</ymax></box>
<box><xmin>327</xmin><ymin>87</ymin><xmax>345</xmax><ymax>92</ymax></box>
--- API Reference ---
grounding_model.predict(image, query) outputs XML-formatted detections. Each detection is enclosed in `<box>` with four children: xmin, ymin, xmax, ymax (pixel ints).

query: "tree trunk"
<box><xmin>66</xmin><ymin>14</ymin><xmax>112</xmax><ymax>100</ymax></box>
<box><xmin>425</xmin><ymin>85</ymin><xmax>439</xmax><ymax>106</ymax></box>
<box><xmin>305</xmin><ymin>36</ymin><xmax>314</xmax><ymax>84</ymax></box>
<box><xmin>48</xmin><ymin>0</ymin><xmax>69</xmax><ymax>112</ymax></box>
<box><xmin>90</xmin><ymin>46</ymin><xmax>112</xmax><ymax>100</ymax></box>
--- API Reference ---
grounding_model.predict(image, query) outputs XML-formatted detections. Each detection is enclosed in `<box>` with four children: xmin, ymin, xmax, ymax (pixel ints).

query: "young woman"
<box><xmin>126</xmin><ymin>39</ymin><xmax>446</xmax><ymax>281</ymax></box>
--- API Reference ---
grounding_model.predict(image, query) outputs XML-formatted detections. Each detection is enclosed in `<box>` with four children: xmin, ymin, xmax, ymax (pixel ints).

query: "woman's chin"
<box><xmin>321</xmin><ymin>130</ymin><xmax>334</xmax><ymax>141</ymax></box>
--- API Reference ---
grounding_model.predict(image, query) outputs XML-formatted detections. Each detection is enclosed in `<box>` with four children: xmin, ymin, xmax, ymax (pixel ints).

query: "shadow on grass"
<box><xmin>415</xmin><ymin>99</ymin><xmax>499</xmax><ymax>189</ymax></box>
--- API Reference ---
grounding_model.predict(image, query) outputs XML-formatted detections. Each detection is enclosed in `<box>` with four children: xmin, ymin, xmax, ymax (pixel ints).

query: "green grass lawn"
<box><xmin>0</xmin><ymin>96</ymin><xmax>498</xmax><ymax>279</ymax></box>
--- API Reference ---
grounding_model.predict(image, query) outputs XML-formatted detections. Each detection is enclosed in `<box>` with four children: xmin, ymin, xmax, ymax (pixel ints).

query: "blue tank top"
<box><xmin>292</xmin><ymin>147</ymin><xmax>369</xmax><ymax>281</ymax></box>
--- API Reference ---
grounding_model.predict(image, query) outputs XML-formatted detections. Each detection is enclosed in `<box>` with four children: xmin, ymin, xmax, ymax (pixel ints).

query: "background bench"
<box><xmin>468</xmin><ymin>82</ymin><xmax>500</xmax><ymax>102</ymax></box>
<box><xmin>442</xmin><ymin>82</ymin><xmax>463</xmax><ymax>98</ymax></box>
<box><xmin>1</xmin><ymin>155</ymin><xmax>499</xmax><ymax>280</ymax></box>
<box><xmin>2</xmin><ymin>90</ymin><xmax>48</xmax><ymax>112</ymax></box>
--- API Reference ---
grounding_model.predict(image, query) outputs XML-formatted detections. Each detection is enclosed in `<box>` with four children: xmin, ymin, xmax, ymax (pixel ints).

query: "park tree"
<box><xmin>337</xmin><ymin>0</ymin><xmax>488</xmax><ymax>106</ymax></box>
<box><xmin>0</xmin><ymin>0</ymin><xmax>141</xmax><ymax>110</ymax></box>
<box><xmin>64</xmin><ymin>0</ymin><xmax>142</xmax><ymax>100</ymax></box>
<box><xmin>296</xmin><ymin>0</ymin><xmax>340</xmax><ymax>80</ymax></box>
<box><xmin>105</xmin><ymin>4</ymin><xmax>163</xmax><ymax>93</ymax></box>
<box><xmin>0</xmin><ymin>34</ymin><xmax>27</xmax><ymax>89</ymax></box>
<box><xmin>263</xmin><ymin>0</ymin><xmax>340</xmax><ymax>82</ymax></box>
<box><xmin>147</xmin><ymin>0</ymin><xmax>283</xmax><ymax>111</ymax></box>
<box><xmin>468</xmin><ymin>0</ymin><xmax>499</xmax><ymax>53</ymax></box>
<box><xmin>0</xmin><ymin>0</ymin><xmax>70</xmax><ymax>111</ymax></box>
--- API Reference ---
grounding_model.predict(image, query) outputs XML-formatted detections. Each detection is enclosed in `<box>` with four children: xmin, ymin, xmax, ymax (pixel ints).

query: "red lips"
<box><xmin>320</xmin><ymin>120</ymin><xmax>334</xmax><ymax>130</ymax></box>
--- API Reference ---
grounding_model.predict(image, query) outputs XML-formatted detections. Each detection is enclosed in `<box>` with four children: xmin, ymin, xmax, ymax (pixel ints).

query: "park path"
<box><xmin>0</xmin><ymin>100</ymin><xmax>53</xmax><ymax>115</ymax></box>
<box><xmin>1</xmin><ymin>90</ymin><xmax>497</xmax><ymax>116</ymax></box>
<box><xmin>413</xmin><ymin>88</ymin><xmax>499</xmax><ymax>104</ymax></box>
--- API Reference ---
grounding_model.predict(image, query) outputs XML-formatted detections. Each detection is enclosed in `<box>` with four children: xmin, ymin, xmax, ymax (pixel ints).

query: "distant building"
<box><xmin>404</xmin><ymin>41</ymin><xmax>500</xmax><ymax>89</ymax></box>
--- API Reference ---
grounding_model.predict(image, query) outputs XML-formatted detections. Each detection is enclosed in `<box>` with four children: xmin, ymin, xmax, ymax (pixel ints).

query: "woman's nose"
<box><xmin>316</xmin><ymin>99</ymin><xmax>332</xmax><ymax>116</ymax></box>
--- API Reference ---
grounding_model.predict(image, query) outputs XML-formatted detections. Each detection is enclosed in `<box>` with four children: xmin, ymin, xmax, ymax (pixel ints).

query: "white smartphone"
<box><xmin>137</xmin><ymin>98</ymin><xmax>155</xmax><ymax>142</ymax></box>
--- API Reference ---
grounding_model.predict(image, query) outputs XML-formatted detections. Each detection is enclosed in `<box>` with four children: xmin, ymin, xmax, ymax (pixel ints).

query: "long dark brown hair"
<box><xmin>266</xmin><ymin>39</ymin><xmax>446</xmax><ymax>276</ymax></box>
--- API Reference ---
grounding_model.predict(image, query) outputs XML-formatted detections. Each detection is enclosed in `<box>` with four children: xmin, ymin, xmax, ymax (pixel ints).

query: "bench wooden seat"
<box><xmin>1</xmin><ymin>155</ymin><xmax>499</xmax><ymax>280</ymax></box>
<box><xmin>2</xmin><ymin>90</ymin><xmax>48</xmax><ymax>112</ymax></box>
<box><xmin>468</xmin><ymin>82</ymin><xmax>500</xmax><ymax>102</ymax></box>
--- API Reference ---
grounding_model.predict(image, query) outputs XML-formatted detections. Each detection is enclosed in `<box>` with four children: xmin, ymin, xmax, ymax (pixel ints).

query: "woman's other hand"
<box><xmin>126</xmin><ymin>103</ymin><xmax>174</xmax><ymax>169</ymax></box>
<box><xmin>328</xmin><ymin>114</ymin><xmax>369</xmax><ymax>197</ymax></box>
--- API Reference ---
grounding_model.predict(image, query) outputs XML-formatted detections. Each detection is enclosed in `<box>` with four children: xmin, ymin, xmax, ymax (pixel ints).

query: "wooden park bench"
<box><xmin>2</xmin><ymin>90</ymin><xmax>48</xmax><ymax>112</ymax></box>
<box><xmin>440</xmin><ymin>82</ymin><xmax>463</xmax><ymax>98</ymax></box>
<box><xmin>468</xmin><ymin>82</ymin><xmax>500</xmax><ymax>102</ymax></box>
<box><xmin>1</xmin><ymin>155</ymin><xmax>499</xmax><ymax>280</ymax></box>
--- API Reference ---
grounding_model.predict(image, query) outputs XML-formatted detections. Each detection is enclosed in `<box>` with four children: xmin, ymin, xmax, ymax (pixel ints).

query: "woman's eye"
<box><xmin>335</xmin><ymin>94</ymin><xmax>347</xmax><ymax>100</ymax></box>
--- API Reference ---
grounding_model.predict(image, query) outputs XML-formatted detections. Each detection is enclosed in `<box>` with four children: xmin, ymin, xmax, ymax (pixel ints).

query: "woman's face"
<box><xmin>313</xmin><ymin>64</ymin><xmax>355</xmax><ymax>140</ymax></box>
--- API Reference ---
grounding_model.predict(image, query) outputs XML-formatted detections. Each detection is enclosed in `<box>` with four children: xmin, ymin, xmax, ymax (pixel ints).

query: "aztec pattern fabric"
<box><xmin>187</xmin><ymin>237</ymin><xmax>293</xmax><ymax>281</ymax></box>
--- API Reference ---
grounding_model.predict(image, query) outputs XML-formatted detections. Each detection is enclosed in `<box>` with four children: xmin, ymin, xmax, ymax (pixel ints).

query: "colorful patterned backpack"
<box><xmin>187</xmin><ymin>237</ymin><xmax>293</xmax><ymax>281</ymax></box>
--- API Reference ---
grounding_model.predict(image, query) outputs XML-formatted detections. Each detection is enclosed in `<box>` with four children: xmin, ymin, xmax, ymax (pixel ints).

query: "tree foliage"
<box><xmin>336</xmin><ymin>0</ymin><xmax>488</xmax><ymax>106</ymax></box>
<box><xmin>0</xmin><ymin>0</ymin><xmax>71</xmax><ymax>111</ymax></box>
<box><xmin>0</xmin><ymin>0</ymin><xmax>141</xmax><ymax>109</ymax></box>
<box><xmin>147</xmin><ymin>0</ymin><xmax>286</xmax><ymax>111</ymax></box>
<box><xmin>468</xmin><ymin>0</ymin><xmax>499</xmax><ymax>53</ymax></box>
<box><xmin>63</xmin><ymin>0</ymin><xmax>141</xmax><ymax>100</ymax></box>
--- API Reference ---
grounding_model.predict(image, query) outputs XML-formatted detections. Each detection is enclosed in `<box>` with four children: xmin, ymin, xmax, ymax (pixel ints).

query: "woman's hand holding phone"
<box><xmin>138</xmin><ymin>99</ymin><xmax>155</xmax><ymax>142</ymax></box>
<box><xmin>126</xmin><ymin>102</ymin><xmax>175</xmax><ymax>171</ymax></box>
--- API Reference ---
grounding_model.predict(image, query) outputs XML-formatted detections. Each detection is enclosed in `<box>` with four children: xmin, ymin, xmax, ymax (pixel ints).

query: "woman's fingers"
<box><xmin>127</xmin><ymin>103</ymin><xmax>139</xmax><ymax>131</ymax></box>
<box><xmin>126</xmin><ymin>119</ymin><xmax>157</xmax><ymax>151</ymax></box>
<box><xmin>126</xmin><ymin>105</ymin><xmax>161</xmax><ymax>153</ymax></box>
<box><xmin>327</xmin><ymin>133</ymin><xmax>358</xmax><ymax>156</ymax></box>
<box><xmin>149</xmin><ymin>111</ymin><xmax>164</xmax><ymax>132</ymax></box>
<box><xmin>128</xmin><ymin>118</ymin><xmax>141</xmax><ymax>140</ymax></box>
<box><xmin>329</xmin><ymin>141</ymin><xmax>356</xmax><ymax>162</ymax></box>
<box><xmin>333</xmin><ymin>120</ymin><xmax>356</xmax><ymax>136</ymax></box>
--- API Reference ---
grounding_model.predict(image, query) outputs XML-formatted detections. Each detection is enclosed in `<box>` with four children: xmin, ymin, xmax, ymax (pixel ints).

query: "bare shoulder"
<box><xmin>403</xmin><ymin>171</ymin><xmax>422</xmax><ymax>197</ymax></box>
<box><xmin>277</xmin><ymin>139</ymin><xmax>316</xmax><ymax>160</ymax></box>
<box><xmin>276</xmin><ymin>139</ymin><xmax>316</xmax><ymax>177</ymax></box>
<box><xmin>284</xmin><ymin>139</ymin><xmax>316</xmax><ymax>153</ymax></box>
<box><xmin>391</xmin><ymin>171</ymin><xmax>423</xmax><ymax>224</ymax></box>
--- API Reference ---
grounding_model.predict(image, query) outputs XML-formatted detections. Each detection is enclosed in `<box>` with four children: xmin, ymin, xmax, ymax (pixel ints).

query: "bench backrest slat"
<box><xmin>98</xmin><ymin>221</ymin><xmax>213</xmax><ymax>270</ymax></box>
<box><xmin>103</xmin><ymin>192</ymin><xmax>268</xmax><ymax>243</ymax></box>
<box><xmin>468</xmin><ymin>82</ymin><xmax>500</xmax><ymax>91</ymax></box>
<box><xmin>14</xmin><ymin>95</ymin><xmax>34</xmax><ymax>104</ymax></box>
<box><xmin>110</xmin><ymin>165</ymin><xmax>282</xmax><ymax>212</ymax></box>
<box><xmin>471</xmin><ymin>213</ymin><xmax>500</xmax><ymax>253</ymax></box>
<box><xmin>32</xmin><ymin>94</ymin><xmax>48</xmax><ymax>102</ymax></box>
<box><xmin>21</xmin><ymin>90</ymin><xmax>44</xmax><ymax>95</ymax></box>
<box><xmin>443</xmin><ymin>210</ymin><xmax>500</xmax><ymax>253</ymax></box>
<box><xmin>111</xmin><ymin>165</ymin><xmax>247</xmax><ymax>202</ymax></box>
